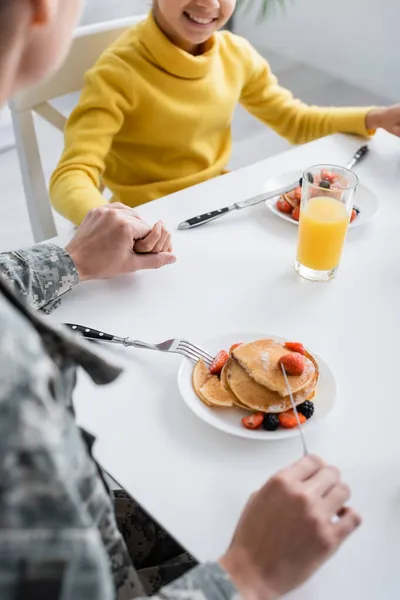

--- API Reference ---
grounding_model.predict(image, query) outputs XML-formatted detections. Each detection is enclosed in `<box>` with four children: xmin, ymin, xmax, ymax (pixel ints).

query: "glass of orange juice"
<box><xmin>295</xmin><ymin>164</ymin><xmax>358</xmax><ymax>281</ymax></box>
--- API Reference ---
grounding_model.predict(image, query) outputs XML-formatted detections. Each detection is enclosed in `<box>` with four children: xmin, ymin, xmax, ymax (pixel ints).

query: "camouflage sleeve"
<box><xmin>158</xmin><ymin>563</ymin><xmax>240</xmax><ymax>600</ymax></box>
<box><xmin>0</xmin><ymin>243</ymin><xmax>79</xmax><ymax>313</ymax></box>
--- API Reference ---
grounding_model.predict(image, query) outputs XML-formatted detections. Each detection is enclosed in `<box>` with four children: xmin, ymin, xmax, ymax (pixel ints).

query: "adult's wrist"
<box><xmin>64</xmin><ymin>245</ymin><xmax>90</xmax><ymax>282</ymax></box>
<box><xmin>219</xmin><ymin>551</ymin><xmax>277</xmax><ymax>600</ymax></box>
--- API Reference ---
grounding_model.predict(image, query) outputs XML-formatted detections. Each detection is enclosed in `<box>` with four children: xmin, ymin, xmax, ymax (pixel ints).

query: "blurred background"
<box><xmin>0</xmin><ymin>0</ymin><xmax>397</xmax><ymax>249</ymax></box>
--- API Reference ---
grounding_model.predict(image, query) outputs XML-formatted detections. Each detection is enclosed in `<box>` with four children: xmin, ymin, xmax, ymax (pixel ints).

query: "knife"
<box><xmin>177</xmin><ymin>145</ymin><xmax>369</xmax><ymax>230</ymax></box>
<box><xmin>280</xmin><ymin>363</ymin><xmax>309</xmax><ymax>457</ymax></box>
<box><xmin>177</xmin><ymin>180</ymin><xmax>300</xmax><ymax>230</ymax></box>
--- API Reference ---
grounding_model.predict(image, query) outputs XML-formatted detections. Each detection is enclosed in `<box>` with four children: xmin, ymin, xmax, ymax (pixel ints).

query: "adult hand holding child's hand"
<box><xmin>66</xmin><ymin>203</ymin><xmax>176</xmax><ymax>281</ymax></box>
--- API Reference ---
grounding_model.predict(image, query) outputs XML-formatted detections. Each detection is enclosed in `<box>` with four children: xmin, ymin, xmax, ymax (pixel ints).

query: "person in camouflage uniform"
<box><xmin>0</xmin><ymin>1</ymin><xmax>362</xmax><ymax>599</ymax></box>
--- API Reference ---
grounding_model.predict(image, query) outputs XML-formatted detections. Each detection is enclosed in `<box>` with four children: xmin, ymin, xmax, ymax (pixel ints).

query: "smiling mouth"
<box><xmin>183</xmin><ymin>12</ymin><xmax>218</xmax><ymax>26</ymax></box>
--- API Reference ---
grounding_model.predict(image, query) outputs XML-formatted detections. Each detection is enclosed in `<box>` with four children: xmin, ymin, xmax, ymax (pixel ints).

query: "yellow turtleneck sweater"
<box><xmin>50</xmin><ymin>12</ymin><xmax>372</xmax><ymax>225</ymax></box>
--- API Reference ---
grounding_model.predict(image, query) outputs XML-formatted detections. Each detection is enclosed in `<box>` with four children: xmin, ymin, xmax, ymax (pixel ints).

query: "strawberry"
<box><xmin>242</xmin><ymin>412</ymin><xmax>264</xmax><ymax>430</ymax></box>
<box><xmin>284</xmin><ymin>342</ymin><xmax>306</xmax><ymax>355</ymax></box>
<box><xmin>294</xmin><ymin>187</ymin><xmax>302</xmax><ymax>202</ymax></box>
<box><xmin>229</xmin><ymin>342</ymin><xmax>243</xmax><ymax>355</ymax></box>
<box><xmin>278</xmin><ymin>410</ymin><xmax>306</xmax><ymax>429</ymax></box>
<box><xmin>292</xmin><ymin>206</ymin><xmax>300</xmax><ymax>221</ymax></box>
<box><xmin>277</xmin><ymin>197</ymin><xmax>292</xmax><ymax>214</ymax></box>
<box><xmin>320</xmin><ymin>169</ymin><xmax>336</xmax><ymax>184</ymax></box>
<box><xmin>279</xmin><ymin>353</ymin><xmax>305</xmax><ymax>376</ymax></box>
<box><xmin>209</xmin><ymin>350</ymin><xmax>229</xmax><ymax>375</ymax></box>
<box><xmin>350</xmin><ymin>209</ymin><xmax>357</xmax><ymax>223</ymax></box>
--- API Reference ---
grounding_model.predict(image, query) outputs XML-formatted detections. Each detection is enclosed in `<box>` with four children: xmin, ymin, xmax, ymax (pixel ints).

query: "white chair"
<box><xmin>9</xmin><ymin>15</ymin><xmax>145</xmax><ymax>243</ymax></box>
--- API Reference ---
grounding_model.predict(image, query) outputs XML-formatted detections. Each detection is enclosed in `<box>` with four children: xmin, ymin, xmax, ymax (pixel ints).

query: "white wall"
<box><xmin>235</xmin><ymin>0</ymin><xmax>400</xmax><ymax>102</ymax></box>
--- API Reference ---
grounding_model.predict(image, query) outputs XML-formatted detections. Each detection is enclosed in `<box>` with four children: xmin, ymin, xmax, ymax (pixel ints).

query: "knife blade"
<box><xmin>177</xmin><ymin>145</ymin><xmax>369</xmax><ymax>230</ymax></box>
<box><xmin>280</xmin><ymin>363</ymin><xmax>308</xmax><ymax>457</ymax></box>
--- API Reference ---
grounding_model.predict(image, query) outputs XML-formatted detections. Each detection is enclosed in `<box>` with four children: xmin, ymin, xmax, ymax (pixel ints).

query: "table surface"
<box><xmin>51</xmin><ymin>132</ymin><xmax>400</xmax><ymax>600</ymax></box>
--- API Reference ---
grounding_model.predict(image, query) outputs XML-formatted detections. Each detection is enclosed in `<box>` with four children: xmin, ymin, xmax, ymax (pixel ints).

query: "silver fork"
<box><xmin>65</xmin><ymin>323</ymin><xmax>214</xmax><ymax>366</ymax></box>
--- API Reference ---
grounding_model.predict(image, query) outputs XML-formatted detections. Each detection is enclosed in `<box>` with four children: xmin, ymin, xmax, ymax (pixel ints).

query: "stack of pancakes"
<box><xmin>193</xmin><ymin>339</ymin><xmax>319</xmax><ymax>413</ymax></box>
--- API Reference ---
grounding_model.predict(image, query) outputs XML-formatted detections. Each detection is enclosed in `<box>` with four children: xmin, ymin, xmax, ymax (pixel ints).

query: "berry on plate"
<box><xmin>297</xmin><ymin>401</ymin><xmax>315</xmax><ymax>419</ymax></box>
<box><xmin>278</xmin><ymin>410</ymin><xmax>306</xmax><ymax>429</ymax></box>
<box><xmin>292</xmin><ymin>206</ymin><xmax>300</xmax><ymax>221</ymax></box>
<box><xmin>279</xmin><ymin>353</ymin><xmax>305</xmax><ymax>376</ymax></box>
<box><xmin>242</xmin><ymin>412</ymin><xmax>264</xmax><ymax>430</ymax></box>
<box><xmin>277</xmin><ymin>197</ymin><xmax>292</xmax><ymax>214</ymax></box>
<box><xmin>209</xmin><ymin>350</ymin><xmax>229</xmax><ymax>375</ymax></box>
<box><xmin>262</xmin><ymin>414</ymin><xmax>280</xmax><ymax>431</ymax></box>
<box><xmin>284</xmin><ymin>341</ymin><xmax>306</xmax><ymax>355</ymax></box>
<box><xmin>350</xmin><ymin>209</ymin><xmax>357</xmax><ymax>223</ymax></box>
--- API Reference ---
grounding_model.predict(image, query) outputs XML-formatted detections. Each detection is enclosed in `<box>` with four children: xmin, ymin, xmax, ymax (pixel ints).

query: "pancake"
<box><xmin>192</xmin><ymin>359</ymin><xmax>213</xmax><ymax>406</ymax></box>
<box><xmin>226</xmin><ymin>358</ymin><xmax>318</xmax><ymax>413</ymax></box>
<box><xmin>198</xmin><ymin>376</ymin><xmax>234</xmax><ymax>407</ymax></box>
<box><xmin>192</xmin><ymin>359</ymin><xmax>234</xmax><ymax>408</ymax></box>
<box><xmin>221</xmin><ymin>361</ymin><xmax>250</xmax><ymax>410</ymax></box>
<box><xmin>232</xmin><ymin>339</ymin><xmax>315</xmax><ymax>397</ymax></box>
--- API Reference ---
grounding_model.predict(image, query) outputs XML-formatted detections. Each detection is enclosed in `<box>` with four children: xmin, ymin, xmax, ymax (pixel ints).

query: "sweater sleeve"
<box><xmin>50</xmin><ymin>54</ymin><xmax>136</xmax><ymax>225</ymax></box>
<box><xmin>237</xmin><ymin>38</ymin><xmax>373</xmax><ymax>145</ymax></box>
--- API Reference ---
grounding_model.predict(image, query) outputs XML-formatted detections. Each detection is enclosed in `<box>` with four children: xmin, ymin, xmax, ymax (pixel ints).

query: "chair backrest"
<box><xmin>10</xmin><ymin>15</ymin><xmax>145</xmax><ymax>242</ymax></box>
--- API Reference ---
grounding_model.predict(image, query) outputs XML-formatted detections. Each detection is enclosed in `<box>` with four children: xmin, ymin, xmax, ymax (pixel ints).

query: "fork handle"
<box><xmin>65</xmin><ymin>323</ymin><xmax>118</xmax><ymax>343</ymax></box>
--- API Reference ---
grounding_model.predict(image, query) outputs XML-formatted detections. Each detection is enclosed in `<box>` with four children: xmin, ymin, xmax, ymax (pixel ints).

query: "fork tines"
<box><xmin>177</xmin><ymin>341</ymin><xmax>213</xmax><ymax>366</ymax></box>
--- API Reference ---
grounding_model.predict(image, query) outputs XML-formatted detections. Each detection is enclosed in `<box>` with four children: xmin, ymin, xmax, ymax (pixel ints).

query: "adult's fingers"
<box><xmin>135</xmin><ymin>222</ymin><xmax>162</xmax><ymax>253</ymax></box>
<box><xmin>305</xmin><ymin>466</ymin><xmax>340</xmax><ymax>498</ymax></box>
<box><xmin>133</xmin><ymin>252</ymin><xmax>177</xmax><ymax>271</ymax></box>
<box><xmin>282</xmin><ymin>454</ymin><xmax>325</xmax><ymax>483</ymax></box>
<box><xmin>152</xmin><ymin>228</ymin><xmax>170</xmax><ymax>254</ymax></box>
<box><xmin>333</xmin><ymin>507</ymin><xmax>362</xmax><ymax>543</ymax></box>
<box><xmin>324</xmin><ymin>482</ymin><xmax>351</xmax><ymax>515</ymax></box>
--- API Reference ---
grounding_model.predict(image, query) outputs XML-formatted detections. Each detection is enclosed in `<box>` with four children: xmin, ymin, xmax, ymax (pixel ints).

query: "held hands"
<box><xmin>65</xmin><ymin>203</ymin><xmax>176</xmax><ymax>281</ymax></box>
<box><xmin>220</xmin><ymin>455</ymin><xmax>361</xmax><ymax>600</ymax></box>
<box><xmin>366</xmin><ymin>104</ymin><xmax>400</xmax><ymax>137</ymax></box>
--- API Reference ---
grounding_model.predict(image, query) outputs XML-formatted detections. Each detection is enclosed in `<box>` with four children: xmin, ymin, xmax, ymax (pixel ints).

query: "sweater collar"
<box><xmin>138</xmin><ymin>11</ymin><xmax>218</xmax><ymax>80</ymax></box>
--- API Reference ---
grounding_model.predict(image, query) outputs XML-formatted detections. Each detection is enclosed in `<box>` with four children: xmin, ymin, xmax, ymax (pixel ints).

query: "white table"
<box><xmin>51</xmin><ymin>132</ymin><xmax>400</xmax><ymax>599</ymax></box>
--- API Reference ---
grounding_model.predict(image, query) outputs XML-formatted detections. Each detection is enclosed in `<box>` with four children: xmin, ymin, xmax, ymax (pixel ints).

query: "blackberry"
<box><xmin>307</xmin><ymin>172</ymin><xmax>314</xmax><ymax>184</ymax></box>
<box><xmin>297</xmin><ymin>401</ymin><xmax>314</xmax><ymax>419</ymax></box>
<box><xmin>319</xmin><ymin>180</ymin><xmax>331</xmax><ymax>189</ymax></box>
<box><xmin>262</xmin><ymin>414</ymin><xmax>280</xmax><ymax>431</ymax></box>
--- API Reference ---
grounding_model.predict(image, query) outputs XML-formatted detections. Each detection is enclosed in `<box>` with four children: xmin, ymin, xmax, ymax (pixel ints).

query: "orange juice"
<box><xmin>297</xmin><ymin>197</ymin><xmax>349</xmax><ymax>271</ymax></box>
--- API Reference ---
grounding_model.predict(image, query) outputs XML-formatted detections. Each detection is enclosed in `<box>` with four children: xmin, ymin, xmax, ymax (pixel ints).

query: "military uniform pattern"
<box><xmin>0</xmin><ymin>242</ymin><xmax>239</xmax><ymax>600</ymax></box>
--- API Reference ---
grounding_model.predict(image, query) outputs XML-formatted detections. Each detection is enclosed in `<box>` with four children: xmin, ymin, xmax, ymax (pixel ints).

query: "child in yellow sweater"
<box><xmin>50</xmin><ymin>0</ymin><xmax>400</xmax><ymax>225</ymax></box>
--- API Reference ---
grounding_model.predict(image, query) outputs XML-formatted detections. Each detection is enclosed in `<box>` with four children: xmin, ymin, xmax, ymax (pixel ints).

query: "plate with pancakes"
<box><xmin>264</xmin><ymin>170</ymin><xmax>379</xmax><ymax>228</ymax></box>
<box><xmin>178</xmin><ymin>333</ymin><xmax>337</xmax><ymax>440</ymax></box>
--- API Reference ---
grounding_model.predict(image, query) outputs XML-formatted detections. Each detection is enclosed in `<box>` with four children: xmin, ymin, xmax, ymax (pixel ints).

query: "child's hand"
<box><xmin>366</xmin><ymin>105</ymin><xmax>400</xmax><ymax>137</ymax></box>
<box><xmin>134</xmin><ymin>221</ymin><xmax>172</xmax><ymax>254</ymax></box>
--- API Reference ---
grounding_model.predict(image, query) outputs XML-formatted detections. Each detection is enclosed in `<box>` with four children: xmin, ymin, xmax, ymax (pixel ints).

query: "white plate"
<box><xmin>177</xmin><ymin>332</ymin><xmax>337</xmax><ymax>440</ymax></box>
<box><xmin>264</xmin><ymin>170</ymin><xmax>379</xmax><ymax>229</ymax></box>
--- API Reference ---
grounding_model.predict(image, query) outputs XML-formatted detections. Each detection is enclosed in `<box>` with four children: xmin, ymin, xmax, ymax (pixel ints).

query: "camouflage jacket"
<box><xmin>0</xmin><ymin>244</ymin><xmax>238</xmax><ymax>600</ymax></box>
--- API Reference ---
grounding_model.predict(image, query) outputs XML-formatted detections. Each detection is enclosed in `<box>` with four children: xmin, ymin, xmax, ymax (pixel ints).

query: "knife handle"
<box><xmin>65</xmin><ymin>323</ymin><xmax>115</xmax><ymax>342</ymax></box>
<box><xmin>178</xmin><ymin>206</ymin><xmax>231</xmax><ymax>230</ymax></box>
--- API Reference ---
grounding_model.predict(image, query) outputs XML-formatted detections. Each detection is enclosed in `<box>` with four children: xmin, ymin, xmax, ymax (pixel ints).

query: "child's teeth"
<box><xmin>188</xmin><ymin>13</ymin><xmax>213</xmax><ymax>25</ymax></box>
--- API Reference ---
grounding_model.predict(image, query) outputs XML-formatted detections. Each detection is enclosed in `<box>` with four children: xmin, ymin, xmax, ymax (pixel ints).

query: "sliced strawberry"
<box><xmin>279</xmin><ymin>353</ymin><xmax>305</xmax><ymax>376</ymax></box>
<box><xmin>209</xmin><ymin>350</ymin><xmax>229</xmax><ymax>375</ymax></box>
<box><xmin>320</xmin><ymin>169</ymin><xmax>336</xmax><ymax>184</ymax></box>
<box><xmin>278</xmin><ymin>410</ymin><xmax>306</xmax><ymax>429</ymax></box>
<box><xmin>350</xmin><ymin>209</ymin><xmax>357</xmax><ymax>223</ymax></box>
<box><xmin>294</xmin><ymin>187</ymin><xmax>302</xmax><ymax>202</ymax></box>
<box><xmin>242</xmin><ymin>412</ymin><xmax>264</xmax><ymax>430</ymax></box>
<box><xmin>292</xmin><ymin>206</ymin><xmax>300</xmax><ymax>221</ymax></box>
<box><xmin>229</xmin><ymin>342</ymin><xmax>243</xmax><ymax>355</ymax></box>
<box><xmin>284</xmin><ymin>342</ymin><xmax>306</xmax><ymax>355</ymax></box>
<box><xmin>277</xmin><ymin>197</ymin><xmax>292</xmax><ymax>214</ymax></box>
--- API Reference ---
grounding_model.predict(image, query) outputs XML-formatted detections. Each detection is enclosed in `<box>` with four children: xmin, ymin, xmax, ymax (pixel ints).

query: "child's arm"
<box><xmin>50</xmin><ymin>54</ymin><xmax>136</xmax><ymax>225</ymax></box>
<box><xmin>237</xmin><ymin>39</ymin><xmax>373</xmax><ymax>145</ymax></box>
